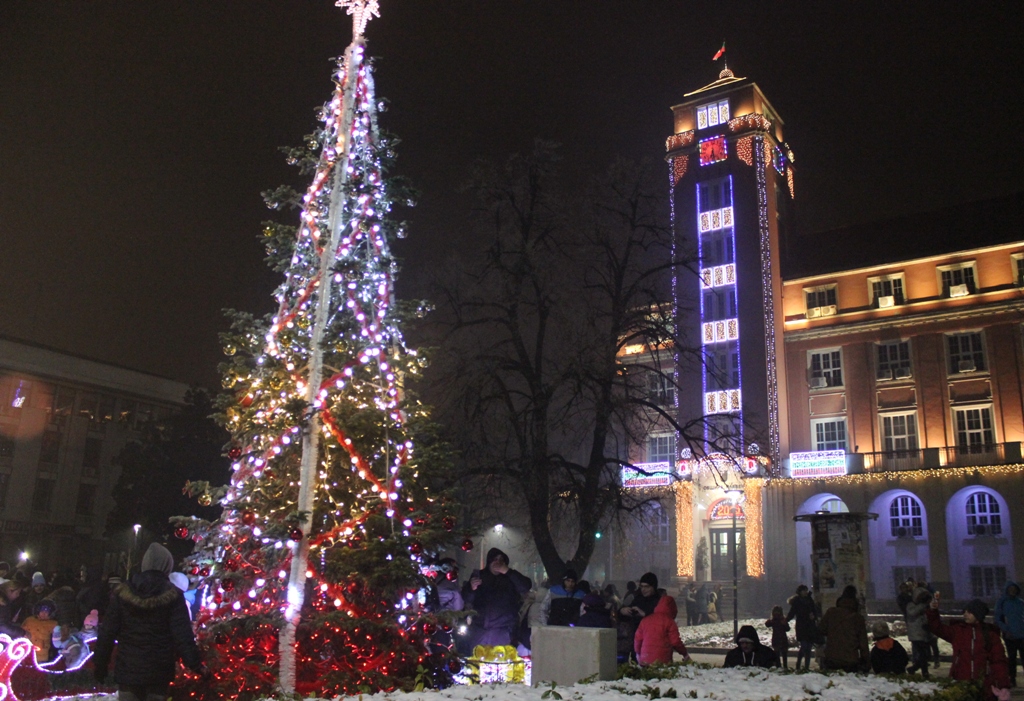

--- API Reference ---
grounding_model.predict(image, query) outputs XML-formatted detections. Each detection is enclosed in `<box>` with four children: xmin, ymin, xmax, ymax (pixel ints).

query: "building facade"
<box><xmin>0</xmin><ymin>337</ymin><xmax>188</xmax><ymax>572</ymax></box>
<box><xmin>611</xmin><ymin>67</ymin><xmax>1024</xmax><ymax>608</ymax></box>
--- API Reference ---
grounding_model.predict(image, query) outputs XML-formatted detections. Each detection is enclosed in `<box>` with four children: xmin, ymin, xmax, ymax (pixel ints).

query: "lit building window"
<box><xmin>812</xmin><ymin>418</ymin><xmax>847</xmax><ymax>452</ymax></box>
<box><xmin>947</xmin><ymin>332</ymin><xmax>986</xmax><ymax>374</ymax></box>
<box><xmin>882</xmin><ymin>413</ymin><xmax>918</xmax><ymax>454</ymax></box>
<box><xmin>804</xmin><ymin>285</ymin><xmax>837</xmax><ymax>317</ymax></box>
<box><xmin>938</xmin><ymin>262</ymin><xmax>977</xmax><ymax>297</ymax></box>
<box><xmin>869</xmin><ymin>274</ymin><xmax>905</xmax><ymax>307</ymax></box>
<box><xmin>808</xmin><ymin>349</ymin><xmax>843</xmax><ymax>389</ymax></box>
<box><xmin>877</xmin><ymin>341</ymin><xmax>912</xmax><ymax>381</ymax></box>
<box><xmin>647</xmin><ymin>434</ymin><xmax>676</xmax><ymax>465</ymax></box>
<box><xmin>820</xmin><ymin>497</ymin><xmax>849</xmax><ymax>513</ymax></box>
<box><xmin>696</xmin><ymin>99</ymin><xmax>729</xmax><ymax>130</ymax></box>
<box><xmin>1012</xmin><ymin>254</ymin><xmax>1024</xmax><ymax>286</ymax></box>
<box><xmin>889</xmin><ymin>495</ymin><xmax>923</xmax><ymax>537</ymax></box>
<box><xmin>649</xmin><ymin>502</ymin><xmax>671</xmax><ymax>544</ymax></box>
<box><xmin>954</xmin><ymin>406</ymin><xmax>995</xmax><ymax>453</ymax></box>
<box><xmin>966</xmin><ymin>492</ymin><xmax>1001</xmax><ymax>535</ymax></box>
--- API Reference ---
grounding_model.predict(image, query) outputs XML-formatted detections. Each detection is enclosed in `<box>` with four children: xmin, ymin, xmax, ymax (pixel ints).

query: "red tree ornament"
<box><xmin>442</xmin><ymin>516</ymin><xmax>455</xmax><ymax>531</ymax></box>
<box><xmin>222</xmin><ymin>579</ymin><xmax>235</xmax><ymax>592</ymax></box>
<box><xmin>241</xmin><ymin>511</ymin><xmax>256</xmax><ymax>526</ymax></box>
<box><xmin>288</xmin><ymin>527</ymin><xmax>303</xmax><ymax>542</ymax></box>
<box><xmin>460</xmin><ymin>538</ymin><xmax>474</xmax><ymax>552</ymax></box>
<box><xmin>174</xmin><ymin>526</ymin><xmax>190</xmax><ymax>540</ymax></box>
<box><xmin>408</xmin><ymin>541</ymin><xmax>423</xmax><ymax>555</ymax></box>
<box><xmin>228</xmin><ymin>446</ymin><xmax>243</xmax><ymax>461</ymax></box>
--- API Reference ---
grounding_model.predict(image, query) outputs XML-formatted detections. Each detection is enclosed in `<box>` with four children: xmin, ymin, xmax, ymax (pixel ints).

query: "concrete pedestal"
<box><xmin>530</xmin><ymin>626</ymin><xmax>617</xmax><ymax>685</ymax></box>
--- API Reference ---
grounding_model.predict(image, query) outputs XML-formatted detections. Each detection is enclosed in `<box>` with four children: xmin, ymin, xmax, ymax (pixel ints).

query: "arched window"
<box><xmin>966</xmin><ymin>492</ymin><xmax>1002</xmax><ymax>535</ymax></box>
<box><xmin>820</xmin><ymin>498</ymin><xmax>849</xmax><ymax>514</ymax></box>
<box><xmin>889</xmin><ymin>495</ymin><xmax>923</xmax><ymax>537</ymax></box>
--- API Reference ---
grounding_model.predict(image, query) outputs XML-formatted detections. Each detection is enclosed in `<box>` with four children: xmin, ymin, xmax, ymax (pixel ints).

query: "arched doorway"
<box><xmin>795</xmin><ymin>493</ymin><xmax>849</xmax><ymax>586</ymax></box>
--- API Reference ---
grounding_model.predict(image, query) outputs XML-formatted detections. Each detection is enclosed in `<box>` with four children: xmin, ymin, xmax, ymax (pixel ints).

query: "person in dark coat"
<box><xmin>617</xmin><ymin>573</ymin><xmax>661</xmax><ymax>662</ymax></box>
<box><xmin>995</xmin><ymin>581</ymin><xmax>1024</xmax><ymax>687</ymax></box>
<box><xmin>906</xmin><ymin>586</ymin><xmax>933</xmax><ymax>677</ymax></box>
<box><xmin>724</xmin><ymin>624</ymin><xmax>780</xmax><ymax>668</ymax></box>
<box><xmin>870</xmin><ymin>621</ymin><xmax>909</xmax><ymax>674</ymax></box>
<box><xmin>695</xmin><ymin>583</ymin><xmax>710</xmax><ymax>624</ymax></box>
<box><xmin>542</xmin><ymin>569</ymin><xmax>585</xmax><ymax>626</ymax></box>
<box><xmin>818</xmin><ymin>589</ymin><xmax>870</xmax><ymax>673</ymax></box>
<box><xmin>48</xmin><ymin>585</ymin><xmax>81</xmax><ymax>630</ymax></box>
<box><xmin>578</xmin><ymin>592</ymin><xmax>614</xmax><ymax>628</ymax></box>
<box><xmin>786</xmin><ymin>585</ymin><xmax>818</xmax><ymax>671</ymax></box>
<box><xmin>76</xmin><ymin>565</ymin><xmax>108</xmax><ymax>621</ymax></box>
<box><xmin>765</xmin><ymin>605</ymin><xmax>791</xmax><ymax>669</ymax></box>
<box><xmin>684</xmin><ymin>584</ymin><xmax>698</xmax><ymax>626</ymax></box>
<box><xmin>93</xmin><ymin>543</ymin><xmax>205</xmax><ymax>696</ymax></box>
<box><xmin>928</xmin><ymin>597</ymin><xmax>1010</xmax><ymax>701</ymax></box>
<box><xmin>461</xmin><ymin>547</ymin><xmax>532</xmax><ymax>648</ymax></box>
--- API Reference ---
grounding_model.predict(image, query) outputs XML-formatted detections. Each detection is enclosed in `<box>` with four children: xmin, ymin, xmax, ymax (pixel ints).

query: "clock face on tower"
<box><xmin>699</xmin><ymin>136</ymin><xmax>728</xmax><ymax>166</ymax></box>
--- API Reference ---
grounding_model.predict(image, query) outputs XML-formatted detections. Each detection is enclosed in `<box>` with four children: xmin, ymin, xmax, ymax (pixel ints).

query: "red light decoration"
<box><xmin>461</xmin><ymin>538</ymin><xmax>474</xmax><ymax>552</ymax></box>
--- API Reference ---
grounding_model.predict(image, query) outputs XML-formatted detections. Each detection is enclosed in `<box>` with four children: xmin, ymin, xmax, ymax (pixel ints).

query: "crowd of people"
<box><xmin>434</xmin><ymin>549</ymin><xmax>1022</xmax><ymax>699</ymax></box>
<box><xmin>0</xmin><ymin>544</ymin><xmax>204</xmax><ymax>700</ymax></box>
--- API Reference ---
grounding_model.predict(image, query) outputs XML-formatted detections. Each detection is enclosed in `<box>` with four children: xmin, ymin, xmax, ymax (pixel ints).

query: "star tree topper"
<box><xmin>336</xmin><ymin>0</ymin><xmax>381</xmax><ymax>37</ymax></box>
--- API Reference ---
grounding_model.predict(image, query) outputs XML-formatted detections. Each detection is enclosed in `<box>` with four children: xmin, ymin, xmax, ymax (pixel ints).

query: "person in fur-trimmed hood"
<box><xmin>93</xmin><ymin>543</ymin><xmax>205</xmax><ymax>696</ymax></box>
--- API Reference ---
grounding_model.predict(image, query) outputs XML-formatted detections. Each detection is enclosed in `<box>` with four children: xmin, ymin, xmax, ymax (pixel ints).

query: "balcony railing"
<box><xmin>859</xmin><ymin>442</ymin><xmax>1022</xmax><ymax>473</ymax></box>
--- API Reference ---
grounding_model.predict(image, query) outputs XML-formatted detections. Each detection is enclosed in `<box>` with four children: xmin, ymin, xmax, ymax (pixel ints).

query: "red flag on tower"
<box><xmin>712</xmin><ymin>42</ymin><xmax>726</xmax><ymax>61</ymax></box>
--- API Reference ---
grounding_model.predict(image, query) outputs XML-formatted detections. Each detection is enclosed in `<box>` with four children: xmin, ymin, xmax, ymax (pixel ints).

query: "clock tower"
<box><xmin>668</xmin><ymin>68</ymin><xmax>795</xmax><ymax>468</ymax></box>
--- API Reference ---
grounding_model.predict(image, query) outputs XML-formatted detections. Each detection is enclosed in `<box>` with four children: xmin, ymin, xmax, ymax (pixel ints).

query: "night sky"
<box><xmin>2</xmin><ymin>1</ymin><xmax>1022</xmax><ymax>388</ymax></box>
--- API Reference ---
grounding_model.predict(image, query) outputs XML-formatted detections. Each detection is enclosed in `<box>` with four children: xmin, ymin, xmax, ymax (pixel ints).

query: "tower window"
<box><xmin>696</xmin><ymin>100</ymin><xmax>730</xmax><ymax>130</ymax></box>
<box><xmin>647</xmin><ymin>373</ymin><xmax>675</xmax><ymax>407</ymax></box>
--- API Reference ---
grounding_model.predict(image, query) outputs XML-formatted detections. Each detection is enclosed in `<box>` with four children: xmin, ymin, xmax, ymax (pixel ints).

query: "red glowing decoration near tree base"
<box><xmin>0</xmin><ymin>634</ymin><xmax>34</xmax><ymax>700</ymax></box>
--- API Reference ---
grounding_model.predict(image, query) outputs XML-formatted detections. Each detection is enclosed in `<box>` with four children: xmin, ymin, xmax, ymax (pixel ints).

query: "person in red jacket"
<box><xmin>928</xmin><ymin>596</ymin><xmax>1010</xmax><ymax>700</ymax></box>
<box><xmin>634</xmin><ymin>595</ymin><xmax>690</xmax><ymax>665</ymax></box>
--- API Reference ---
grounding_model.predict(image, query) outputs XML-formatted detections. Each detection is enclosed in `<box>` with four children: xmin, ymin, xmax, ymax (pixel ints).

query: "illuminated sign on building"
<box><xmin>789</xmin><ymin>450</ymin><xmax>847</xmax><ymax>478</ymax></box>
<box><xmin>621</xmin><ymin>462</ymin><xmax>674</xmax><ymax>488</ymax></box>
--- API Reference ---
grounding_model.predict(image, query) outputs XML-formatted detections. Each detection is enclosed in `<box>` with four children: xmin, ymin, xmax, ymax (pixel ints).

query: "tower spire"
<box><xmin>336</xmin><ymin>0</ymin><xmax>380</xmax><ymax>38</ymax></box>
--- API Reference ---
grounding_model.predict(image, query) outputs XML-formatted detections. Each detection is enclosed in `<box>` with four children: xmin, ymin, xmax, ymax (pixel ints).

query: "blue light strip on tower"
<box><xmin>697</xmin><ymin>175</ymin><xmax>742</xmax><ymax>455</ymax></box>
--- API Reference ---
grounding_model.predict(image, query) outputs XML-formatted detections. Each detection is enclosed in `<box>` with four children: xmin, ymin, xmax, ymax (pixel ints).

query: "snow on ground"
<box><xmin>678</xmin><ymin>617</ymin><xmax>953</xmax><ymax>655</ymax></box>
<box><xmin>330</xmin><ymin>664</ymin><xmax>941</xmax><ymax>701</ymax></box>
<box><xmin>33</xmin><ymin>665</ymin><xmax>944</xmax><ymax>701</ymax></box>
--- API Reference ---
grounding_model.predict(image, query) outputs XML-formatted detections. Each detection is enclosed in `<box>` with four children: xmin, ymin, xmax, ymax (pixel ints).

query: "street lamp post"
<box><xmin>725</xmin><ymin>489</ymin><xmax>743</xmax><ymax>639</ymax></box>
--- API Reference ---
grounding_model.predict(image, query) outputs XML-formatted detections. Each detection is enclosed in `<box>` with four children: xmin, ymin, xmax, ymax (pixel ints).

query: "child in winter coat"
<box><xmin>928</xmin><ymin>597</ymin><xmax>1010</xmax><ymax>701</ymax></box>
<box><xmin>765</xmin><ymin>605</ymin><xmax>791</xmax><ymax>669</ymax></box>
<box><xmin>870</xmin><ymin>621</ymin><xmax>909</xmax><ymax>674</ymax></box>
<box><xmin>22</xmin><ymin>599</ymin><xmax>57</xmax><ymax>660</ymax></box>
<box><xmin>634</xmin><ymin>595</ymin><xmax>690</xmax><ymax>665</ymax></box>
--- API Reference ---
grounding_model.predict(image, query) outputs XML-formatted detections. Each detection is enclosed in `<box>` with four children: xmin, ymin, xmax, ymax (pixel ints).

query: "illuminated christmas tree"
<box><xmin>170</xmin><ymin>2</ymin><xmax>461</xmax><ymax>697</ymax></box>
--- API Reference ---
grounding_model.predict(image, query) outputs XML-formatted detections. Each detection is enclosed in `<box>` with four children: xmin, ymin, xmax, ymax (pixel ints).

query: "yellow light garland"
<box><xmin>768</xmin><ymin>463</ymin><xmax>1024</xmax><ymax>487</ymax></box>
<box><xmin>743</xmin><ymin>479</ymin><xmax>765</xmax><ymax>577</ymax></box>
<box><xmin>674</xmin><ymin>481</ymin><xmax>695</xmax><ymax>577</ymax></box>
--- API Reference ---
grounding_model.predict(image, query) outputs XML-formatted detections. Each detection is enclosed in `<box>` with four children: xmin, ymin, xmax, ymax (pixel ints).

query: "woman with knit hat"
<box><xmin>928</xmin><ymin>595</ymin><xmax>1011</xmax><ymax>700</ymax></box>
